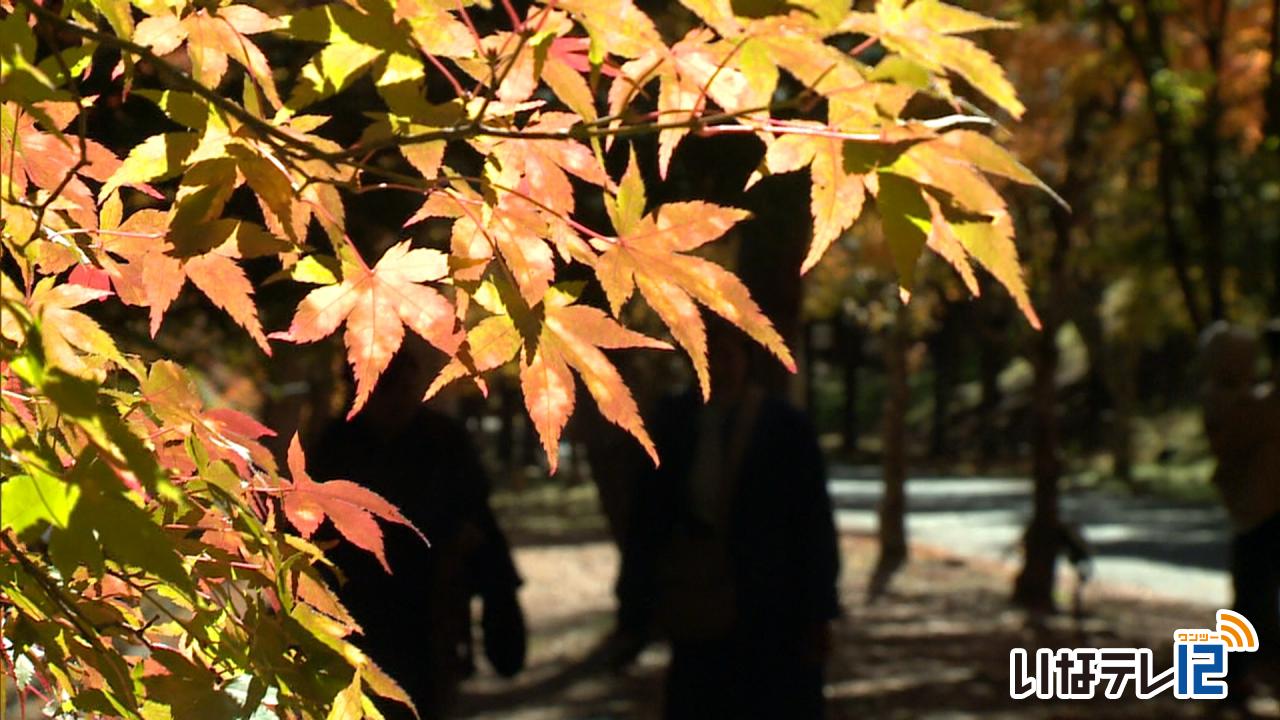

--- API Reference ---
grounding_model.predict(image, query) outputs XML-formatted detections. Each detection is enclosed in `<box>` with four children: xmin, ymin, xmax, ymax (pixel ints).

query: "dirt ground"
<box><xmin>456</xmin><ymin>488</ymin><xmax>1279</xmax><ymax>720</ymax></box>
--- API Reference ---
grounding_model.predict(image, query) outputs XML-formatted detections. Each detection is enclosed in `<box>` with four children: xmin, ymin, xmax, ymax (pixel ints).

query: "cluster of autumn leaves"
<box><xmin>1</xmin><ymin>0</ymin><xmax>1051</xmax><ymax>715</ymax></box>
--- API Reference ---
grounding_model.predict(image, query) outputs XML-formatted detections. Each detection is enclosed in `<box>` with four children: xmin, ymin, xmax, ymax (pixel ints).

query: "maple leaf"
<box><xmin>755</xmin><ymin>123</ymin><xmax>875</xmax><ymax>274</ymax></box>
<box><xmin>543</xmin><ymin>293</ymin><xmax>669</xmax><ymax>471</ymax></box>
<box><xmin>272</xmin><ymin>240</ymin><xmax>463</xmax><ymax>417</ymax></box>
<box><xmin>134</xmin><ymin>6</ymin><xmax>283</xmax><ymax>107</ymax></box>
<box><xmin>393</xmin><ymin>0</ymin><xmax>475</xmax><ymax>57</ymax></box>
<box><xmin>874</xmin><ymin>129</ymin><xmax>1058</xmax><ymax>325</ymax></box>
<box><xmin>608</xmin><ymin>30</ymin><xmax>756</xmax><ymax>177</ymax></box>
<box><xmin>738</xmin><ymin>55</ymin><xmax>957</xmax><ymax>268</ymax></box>
<box><xmin>423</xmin><ymin>313</ymin><xmax>524</xmax><ymax>400</ymax></box>
<box><xmin>281</xmin><ymin>434</ymin><xmax>426</xmax><ymax>573</ymax></box>
<box><xmin>425</xmin><ymin>282</ymin><xmax>670</xmax><ymax>472</ymax></box>
<box><xmin>93</xmin><ymin>210</ymin><xmax>276</xmax><ymax>353</ymax></box>
<box><xmin>29</xmin><ymin>278</ymin><xmax>125</xmax><ymax>381</ymax></box>
<box><xmin>594</xmin><ymin>154</ymin><xmax>795</xmax><ymax>398</ymax></box>
<box><xmin>525</xmin><ymin>295</ymin><xmax>670</xmax><ymax>472</ymax></box>
<box><xmin>0</xmin><ymin>102</ymin><xmax>153</xmax><ymax>231</ymax></box>
<box><xmin>141</xmin><ymin>360</ymin><xmax>278</xmax><ymax>479</ymax></box>
<box><xmin>556</xmin><ymin>0</ymin><xmax>665</xmax><ymax>60</ymax></box>
<box><xmin>485</xmin><ymin>113</ymin><xmax>609</xmax><ymax>215</ymax></box>
<box><xmin>360</xmin><ymin>101</ymin><xmax>466</xmax><ymax>183</ymax></box>
<box><xmin>103</xmin><ymin>124</ymin><xmax>344</xmax><ymax>248</ymax></box>
<box><xmin>416</xmin><ymin>188</ymin><xmax>567</xmax><ymax>306</ymax></box>
<box><xmin>283</xmin><ymin>0</ymin><xmax>466</xmax><ymax>111</ymax></box>
<box><xmin>839</xmin><ymin>0</ymin><xmax>1024</xmax><ymax>118</ymax></box>
<box><xmin>543</xmin><ymin>36</ymin><xmax>610</xmax><ymax>122</ymax></box>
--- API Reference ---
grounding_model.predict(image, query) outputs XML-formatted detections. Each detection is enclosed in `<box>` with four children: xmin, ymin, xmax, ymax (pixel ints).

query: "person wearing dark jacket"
<box><xmin>614</xmin><ymin>320</ymin><xmax>842</xmax><ymax>720</ymax></box>
<box><xmin>309</xmin><ymin>339</ymin><xmax>526</xmax><ymax>719</ymax></box>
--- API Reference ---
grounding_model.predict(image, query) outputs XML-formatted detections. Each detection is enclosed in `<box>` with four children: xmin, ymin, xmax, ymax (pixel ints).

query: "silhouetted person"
<box><xmin>614</xmin><ymin>319</ymin><xmax>841</xmax><ymax>720</ymax></box>
<box><xmin>1200</xmin><ymin>322</ymin><xmax>1280</xmax><ymax>707</ymax></box>
<box><xmin>309</xmin><ymin>339</ymin><xmax>526</xmax><ymax>719</ymax></box>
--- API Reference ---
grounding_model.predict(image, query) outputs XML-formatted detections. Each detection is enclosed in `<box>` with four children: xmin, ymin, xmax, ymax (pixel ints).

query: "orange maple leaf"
<box><xmin>593</xmin><ymin>154</ymin><xmax>795</xmax><ymax>399</ymax></box>
<box><xmin>95</xmin><ymin>210</ymin><xmax>276</xmax><ymax>353</ymax></box>
<box><xmin>424</xmin><ymin>284</ymin><xmax>670</xmax><ymax>473</ymax></box>
<box><xmin>134</xmin><ymin>6</ymin><xmax>283</xmax><ymax>107</ymax></box>
<box><xmin>272</xmin><ymin>241</ymin><xmax>463</xmax><ymax>417</ymax></box>
<box><xmin>522</xmin><ymin>296</ymin><xmax>670</xmax><ymax>472</ymax></box>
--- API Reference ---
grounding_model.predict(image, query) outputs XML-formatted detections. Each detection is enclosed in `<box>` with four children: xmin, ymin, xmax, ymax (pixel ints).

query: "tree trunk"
<box><xmin>1070</xmin><ymin>288</ymin><xmax>1135</xmax><ymax>485</ymax></box>
<box><xmin>869</xmin><ymin>302</ymin><xmax>909</xmax><ymax>601</ymax></box>
<box><xmin>929</xmin><ymin>304</ymin><xmax>958</xmax><ymax>459</ymax></box>
<box><xmin>1012</xmin><ymin>98</ymin><xmax>1093</xmax><ymax>613</ymax></box>
<box><xmin>1110</xmin><ymin>345</ymin><xmax>1137</xmax><ymax>484</ymax></box>
<box><xmin>1198</xmin><ymin>0</ymin><xmax>1230</xmax><ymax>322</ymax></box>
<box><xmin>1013</xmin><ymin>318</ymin><xmax>1063</xmax><ymax>613</ymax></box>
<box><xmin>1102</xmin><ymin>0</ymin><xmax>1205</xmax><ymax>331</ymax></box>
<box><xmin>976</xmin><ymin>292</ymin><xmax>1007</xmax><ymax>470</ymax></box>
<box><xmin>1266</xmin><ymin>0</ymin><xmax>1280</xmax><ymax>313</ymax></box>
<box><xmin>841</xmin><ymin>314</ymin><xmax>862</xmax><ymax>455</ymax></box>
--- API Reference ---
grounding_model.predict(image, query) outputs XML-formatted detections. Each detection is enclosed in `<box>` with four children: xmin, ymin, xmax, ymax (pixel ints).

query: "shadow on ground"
<box><xmin>456</xmin><ymin>521</ymin><xmax>1273</xmax><ymax>719</ymax></box>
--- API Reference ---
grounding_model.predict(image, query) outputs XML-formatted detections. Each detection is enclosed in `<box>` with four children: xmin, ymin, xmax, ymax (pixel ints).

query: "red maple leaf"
<box><xmin>281</xmin><ymin>434</ymin><xmax>427</xmax><ymax>573</ymax></box>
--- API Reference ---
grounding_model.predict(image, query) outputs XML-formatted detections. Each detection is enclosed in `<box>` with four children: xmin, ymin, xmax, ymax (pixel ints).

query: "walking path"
<box><xmin>830</xmin><ymin>466</ymin><xmax>1231</xmax><ymax>607</ymax></box>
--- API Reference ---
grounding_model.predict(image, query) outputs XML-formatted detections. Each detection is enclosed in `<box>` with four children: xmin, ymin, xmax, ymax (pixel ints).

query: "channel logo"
<box><xmin>1010</xmin><ymin>609</ymin><xmax>1258</xmax><ymax>700</ymax></box>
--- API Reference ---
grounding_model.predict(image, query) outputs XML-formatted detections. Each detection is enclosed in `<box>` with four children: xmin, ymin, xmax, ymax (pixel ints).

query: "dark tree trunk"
<box><xmin>841</xmin><ymin>314</ymin><xmax>862</xmax><ymax>454</ymax></box>
<box><xmin>1070</xmin><ymin>288</ymin><xmax>1135</xmax><ymax>485</ymax></box>
<box><xmin>1013</xmin><ymin>99</ymin><xmax>1095</xmax><ymax>613</ymax></box>
<box><xmin>1266</xmin><ymin>0</ymin><xmax>1280</xmax><ymax>314</ymax></box>
<box><xmin>1013</xmin><ymin>315</ymin><xmax>1063</xmax><ymax>613</ymax></box>
<box><xmin>976</xmin><ymin>291</ymin><xmax>1007</xmax><ymax>470</ymax></box>
<box><xmin>869</xmin><ymin>302</ymin><xmax>909</xmax><ymax>601</ymax></box>
<box><xmin>929</xmin><ymin>304</ymin><xmax>959</xmax><ymax>459</ymax></box>
<box><xmin>802</xmin><ymin>321</ymin><xmax>817</xmax><ymax>413</ymax></box>
<box><xmin>1102</xmin><ymin>0</ymin><xmax>1205</xmax><ymax>331</ymax></box>
<box><xmin>1198</xmin><ymin>0</ymin><xmax>1230</xmax><ymax>322</ymax></box>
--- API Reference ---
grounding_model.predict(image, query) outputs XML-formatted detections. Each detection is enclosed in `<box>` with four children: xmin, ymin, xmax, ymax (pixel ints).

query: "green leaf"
<box><xmin>875</xmin><ymin>172</ymin><xmax>930</xmax><ymax>293</ymax></box>
<box><xmin>49</xmin><ymin>512</ymin><xmax>106</xmax><ymax>580</ymax></box>
<box><xmin>1</xmin><ymin>473</ymin><xmax>82</xmax><ymax>534</ymax></box>
<box><xmin>0</xmin><ymin>9</ymin><xmax>61</xmax><ymax>104</ymax></box>
<box><xmin>289</xmin><ymin>255</ymin><xmax>341</xmax><ymax>285</ymax></box>
<box><xmin>608</xmin><ymin>149</ymin><xmax>646</xmax><ymax>236</ymax></box>
<box><xmin>101</xmin><ymin>132</ymin><xmax>198</xmax><ymax>201</ymax></box>
<box><xmin>41</xmin><ymin>371</ymin><xmax>171</xmax><ymax>498</ymax></box>
<box><xmin>136</xmin><ymin>90</ymin><xmax>226</xmax><ymax>132</ymax></box>
<box><xmin>952</xmin><ymin>216</ymin><xmax>1040</xmax><ymax>329</ymax></box>
<box><xmin>290</xmin><ymin>41</ymin><xmax>384</xmax><ymax>109</ymax></box>
<box><xmin>84</xmin><ymin>490</ymin><xmax>195</xmax><ymax>597</ymax></box>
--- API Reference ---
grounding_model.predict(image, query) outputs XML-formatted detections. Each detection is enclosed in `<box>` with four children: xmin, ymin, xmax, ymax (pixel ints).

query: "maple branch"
<box><xmin>849</xmin><ymin>34</ymin><xmax>879</xmax><ymax>58</ymax></box>
<box><xmin>344</xmin><ymin>174</ymin><xmax>615</xmax><ymax>244</ymax></box>
<box><xmin>18</xmin><ymin>0</ymin><xmax>323</xmax><ymax>166</ymax></box>
<box><xmin>424</xmin><ymin>50</ymin><xmax>470</xmax><ymax>99</ymax></box>
<box><xmin>24</xmin><ymin>0</ymin><xmax>916</xmax><ymax>172</ymax></box>
<box><xmin>454</xmin><ymin>0</ymin><xmax>485</xmax><ymax>52</ymax></box>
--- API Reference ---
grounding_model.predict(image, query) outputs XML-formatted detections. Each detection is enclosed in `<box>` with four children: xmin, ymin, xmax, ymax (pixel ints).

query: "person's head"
<box><xmin>1199</xmin><ymin>321</ymin><xmax>1260</xmax><ymax>390</ymax></box>
<box><xmin>353</xmin><ymin>335</ymin><xmax>442</xmax><ymax>429</ymax></box>
<box><xmin>705</xmin><ymin>314</ymin><xmax>752</xmax><ymax>403</ymax></box>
